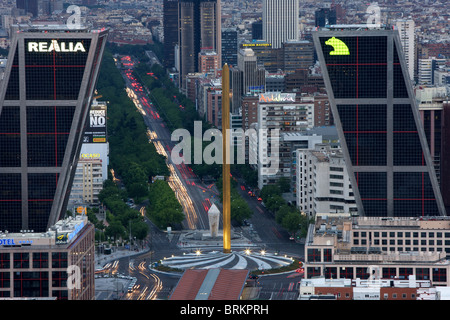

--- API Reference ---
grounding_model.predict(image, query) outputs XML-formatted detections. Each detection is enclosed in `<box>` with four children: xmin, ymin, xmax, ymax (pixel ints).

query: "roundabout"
<box><xmin>160</xmin><ymin>249</ymin><xmax>295</xmax><ymax>271</ymax></box>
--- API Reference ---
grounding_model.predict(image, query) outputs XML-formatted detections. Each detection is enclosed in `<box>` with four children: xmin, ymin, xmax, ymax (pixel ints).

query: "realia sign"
<box><xmin>27</xmin><ymin>40</ymin><xmax>86</xmax><ymax>53</ymax></box>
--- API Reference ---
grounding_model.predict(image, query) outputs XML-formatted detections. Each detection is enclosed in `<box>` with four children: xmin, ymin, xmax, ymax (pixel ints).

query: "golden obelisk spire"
<box><xmin>222</xmin><ymin>64</ymin><xmax>231</xmax><ymax>254</ymax></box>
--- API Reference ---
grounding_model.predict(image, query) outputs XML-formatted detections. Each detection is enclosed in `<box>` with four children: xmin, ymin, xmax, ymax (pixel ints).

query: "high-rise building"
<box><xmin>69</xmin><ymin>100</ymin><xmax>109</xmax><ymax>207</ymax></box>
<box><xmin>16</xmin><ymin>0</ymin><xmax>38</xmax><ymax>17</ymax></box>
<box><xmin>230</xmin><ymin>48</ymin><xmax>266</xmax><ymax>112</ymax></box>
<box><xmin>257</xmin><ymin>93</ymin><xmax>316</xmax><ymax>189</ymax></box>
<box><xmin>177</xmin><ymin>0</ymin><xmax>221</xmax><ymax>92</ymax></box>
<box><xmin>315</xmin><ymin>8</ymin><xmax>337</xmax><ymax>27</ymax></box>
<box><xmin>163</xmin><ymin>0</ymin><xmax>179</xmax><ymax>69</ymax></box>
<box><xmin>221</xmin><ymin>28</ymin><xmax>238</xmax><ymax>67</ymax></box>
<box><xmin>240</xmin><ymin>40</ymin><xmax>277</xmax><ymax>72</ymax></box>
<box><xmin>251</xmin><ymin>19</ymin><xmax>263</xmax><ymax>41</ymax></box>
<box><xmin>297</xmin><ymin>144</ymin><xmax>357</xmax><ymax>218</ymax></box>
<box><xmin>282</xmin><ymin>40</ymin><xmax>314</xmax><ymax>74</ymax></box>
<box><xmin>313</xmin><ymin>26</ymin><xmax>446</xmax><ymax>217</ymax></box>
<box><xmin>262</xmin><ymin>0</ymin><xmax>299</xmax><ymax>49</ymax></box>
<box><xmin>394</xmin><ymin>19</ymin><xmax>415</xmax><ymax>82</ymax></box>
<box><xmin>198</xmin><ymin>50</ymin><xmax>219</xmax><ymax>75</ymax></box>
<box><xmin>0</xmin><ymin>25</ymin><xmax>108</xmax><ymax>233</ymax></box>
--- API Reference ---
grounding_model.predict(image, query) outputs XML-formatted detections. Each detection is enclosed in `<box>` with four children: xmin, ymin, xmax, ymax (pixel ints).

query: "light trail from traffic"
<box><xmin>167</xmin><ymin>163</ymin><xmax>198</xmax><ymax>229</ymax></box>
<box><xmin>122</xmin><ymin>57</ymin><xmax>203</xmax><ymax>230</ymax></box>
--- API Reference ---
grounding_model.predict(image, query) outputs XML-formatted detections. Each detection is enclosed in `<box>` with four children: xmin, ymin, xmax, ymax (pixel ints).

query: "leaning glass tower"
<box><xmin>0</xmin><ymin>25</ymin><xmax>108</xmax><ymax>232</ymax></box>
<box><xmin>313</xmin><ymin>25</ymin><xmax>446</xmax><ymax>217</ymax></box>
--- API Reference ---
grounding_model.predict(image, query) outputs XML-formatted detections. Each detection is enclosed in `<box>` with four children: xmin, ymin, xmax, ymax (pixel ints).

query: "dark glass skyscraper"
<box><xmin>163</xmin><ymin>0</ymin><xmax>179</xmax><ymax>69</ymax></box>
<box><xmin>222</xmin><ymin>28</ymin><xmax>238</xmax><ymax>67</ymax></box>
<box><xmin>175</xmin><ymin>0</ymin><xmax>221</xmax><ymax>91</ymax></box>
<box><xmin>0</xmin><ymin>25</ymin><xmax>108</xmax><ymax>233</ymax></box>
<box><xmin>16</xmin><ymin>0</ymin><xmax>38</xmax><ymax>17</ymax></box>
<box><xmin>315</xmin><ymin>8</ymin><xmax>337</xmax><ymax>27</ymax></box>
<box><xmin>313</xmin><ymin>26</ymin><xmax>446</xmax><ymax>217</ymax></box>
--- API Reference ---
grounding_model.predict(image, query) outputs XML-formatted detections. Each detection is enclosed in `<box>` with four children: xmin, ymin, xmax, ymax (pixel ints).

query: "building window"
<box><xmin>0</xmin><ymin>272</ymin><xmax>10</xmax><ymax>288</ymax></box>
<box><xmin>51</xmin><ymin>252</ymin><xmax>68</xmax><ymax>269</ymax></box>
<box><xmin>307</xmin><ymin>248</ymin><xmax>321</xmax><ymax>262</ymax></box>
<box><xmin>340</xmin><ymin>267</ymin><xmax>354</xmax><ymax>279</ymax></box>
<box><xmin>399</xmin><ymin>268</ymin><xmax>413</xmax><ymax>279</ymax></box>
<box><xmin>323</xmin><ymin>249</ymin><xmax>332</xmax><ymax>262</ymax></box>
<box><xmin>14</xmin><ymin>271</ymin><xmax>49</xmax><ymax>297</ymax></box>
<box><xmin>32</xmin><ymin>252</ymin><xmax>49</xmax><ymax>269</ymax></box>
<box><xmin>13</xmin><ymin>253</ymin><xmax>29</xmax><ymax>269</ymax></box>
<box><xmin>52</xmin><ymin>271</ymin><xmax>68</xmax><ymax>288</ymax></box>
<box><xmin>356</xmin><ymin>267</ymin><xmax>370</xmax><ymax>279</ymax></box>
<box><xmin>0</xmin><ymin>253</ymin><xmax>10</xmax><ymax>269</ymax></box>
<box><xmin>416</xmin><ymin>268</ymin><xmax>429</xmax><ymax>280</ymax></box>
<box><xmin>432</xmin><ymin>268</ymin><xmax>447</xmax><ymax>282</ymax></box>
<box><xmin>324</xmin><ymin>267</ymin><xmax>337</xmax><ymax>279</ymax></box>
<box><xmin>382</xmin><ymin>267</ymin><xmax>396</xmax><ymax>279</ymax></box>
<box><xmin>306</xmin><ymin>267</ymin><xmax>321</xmax><ymax>278</ymax></box>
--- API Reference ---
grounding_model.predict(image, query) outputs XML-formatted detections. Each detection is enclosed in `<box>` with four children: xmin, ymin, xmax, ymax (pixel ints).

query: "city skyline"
<box><xmin>0</xmin><ymin>0</ymin><xmax>448</xmax><ymax>302</ymax></box>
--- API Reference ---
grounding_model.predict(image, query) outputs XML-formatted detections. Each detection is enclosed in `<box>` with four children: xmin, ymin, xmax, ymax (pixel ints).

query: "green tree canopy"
<box><xmin>147</xmin><ymin>180</ymin><xmax>184</xmax><ymax>228</ymax></box>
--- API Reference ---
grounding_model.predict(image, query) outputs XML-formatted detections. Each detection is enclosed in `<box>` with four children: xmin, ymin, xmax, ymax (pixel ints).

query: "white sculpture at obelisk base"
<box><xmin>208</xmin><ymin>203</ymin><xmax>220</xmax><ymax>238</ymax></box>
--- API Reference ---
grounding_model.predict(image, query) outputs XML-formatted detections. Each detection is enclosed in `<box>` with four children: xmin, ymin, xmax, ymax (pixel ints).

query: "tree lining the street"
<box><xmin>94</xmin><ymin>47</ymin><xmax>181</xmax><ymax>238</ymax></box>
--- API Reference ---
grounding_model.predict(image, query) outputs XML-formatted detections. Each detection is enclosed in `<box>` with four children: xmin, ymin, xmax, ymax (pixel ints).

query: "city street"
<box><xmin>92</xmin><ymin>55</ymin><xmax>307</xmax><ymax>300</ymax></box>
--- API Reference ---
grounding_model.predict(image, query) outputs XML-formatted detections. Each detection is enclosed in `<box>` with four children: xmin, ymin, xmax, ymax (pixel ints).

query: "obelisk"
<box><xmin>222</xmin><ymin>64</ymin><xmax>231</xmax><ymax>253</ymax></box>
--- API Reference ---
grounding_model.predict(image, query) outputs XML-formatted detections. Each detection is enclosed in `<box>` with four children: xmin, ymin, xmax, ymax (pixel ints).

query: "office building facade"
<box><xmin>0</xmin><ymin>25</ymin><xmax>108</xmax><ymax>233</ymax></box>
<box><xmin>315</xmin><ymin>8</ymin><xmax>337</xmax><ymax>28</ymax></box>
<box><xmin>221</xmin><ymin>28</ymin><xmax>238</xmax><ymax>67</ymax></box>
<box><xmin>262</xmin><ymin>0</ymin><xmax>299</xmax><ymax>49</ymax></box>
<box><xmin>16</xmin><ymin>0</ymin><xmax>38</xmax><ymax>17</ymax></box>
<box><xmin>163</xmin><ymin>0</ymin><xmax>179</xmax><ymax>69</ymax></box>
<box><xmin>69</xmin><ymin>100</ymin><xmax>109</xmax><ymax>207</ymax></box>
<box><xmin>0</xmin><ymin>215</ymin><xmax>95</xmax><ymax>299</ymax></box>
<box><xmin>304</xmin><ymin>214</ymin><xmax>450</xmax><ymax>286</ymax></box>
<box><xmin>257</xmin><ymin>93</ymin><xmax>316</xmax><ymax>189</ymax></box>
<box><xmin>230</xmin><ymin>48</ymin><xmax>265</xmax><ymax>112</ymax></box>
<box><xmin>313</xmin><ymin>26</ymin><xmax>446</xmax><ymax>217</ymax></box>
<box><xmin>177</xmin><ymin>0</ymin><xmax>221</xmax><ymax>92</ymax></box>
<box><xmin>282</xmin><ymin>40</ymin><xmax>314</xmax><ymax>74</ymax></box>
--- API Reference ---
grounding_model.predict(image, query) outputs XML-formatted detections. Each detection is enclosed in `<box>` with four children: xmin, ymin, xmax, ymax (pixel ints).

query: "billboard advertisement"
<box><xmin>83</xmin><ymin>103</ymin><xmax>107</xmax><ymax>143</ymax></box>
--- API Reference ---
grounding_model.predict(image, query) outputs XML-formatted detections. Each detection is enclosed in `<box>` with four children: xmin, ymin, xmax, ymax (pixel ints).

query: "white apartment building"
<box><xmin>418</xmin><ymin>58</ymin><xmax>433</xmax><ymax>85</ymax></box>
<box><xmin>258</xmin><ymin>132</ymin><xmax>322</xmax><ymax>191</ymax></box>
<box><xmin>418</xmin><ymin>57</ymin><xmax>447</xmax><ymax>85</ymax></box>
<box><xmin>70</xmin><ymin>157</ymin><xmax>104</xmax><ymax>205</ymax></box>
<box><xmin>394</xmin><ymin>19</ymin><xmax>415</xmax><ymax>81</ymax></box>
<box><xmin>257</xmin><ymin>92</ymin><xmax>315</xmax><ymax>189</ymax></box>
<box><xmin>297</xmin><ymin>144</ymin><xmax>357</xmax><ymax>218</ymax></box>
<box><xmin>69</xmin><ymin>101</ymin><xmax>109</xmax><ymax>207</ymax></box>
<box><xmin>262</xmin><ymin>0</ymin><xmax>299</xmax><ymax>49</ymax></box>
